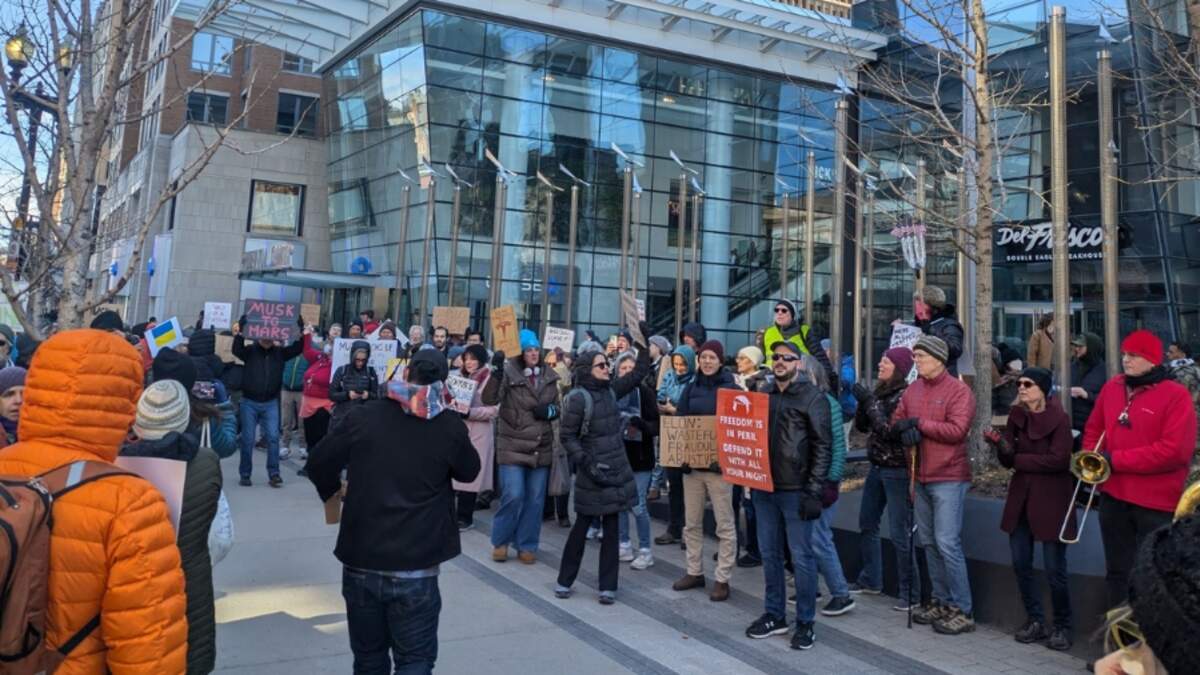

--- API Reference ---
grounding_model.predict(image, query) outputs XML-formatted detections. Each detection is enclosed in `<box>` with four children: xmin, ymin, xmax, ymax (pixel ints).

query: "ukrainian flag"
<box><xmin>149</xmin><ymin>320</ymin><xmax>179</xmax><ymax>350</ymax></box>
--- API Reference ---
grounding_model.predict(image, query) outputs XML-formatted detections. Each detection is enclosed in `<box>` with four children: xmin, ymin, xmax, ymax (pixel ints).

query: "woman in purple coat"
<box><xmin>985</xmin><ymin>366</ymin><xmax>1075</xmax><ymax>652</ymax></box>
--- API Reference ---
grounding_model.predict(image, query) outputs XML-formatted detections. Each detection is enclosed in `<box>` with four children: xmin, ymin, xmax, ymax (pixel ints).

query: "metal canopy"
<box><xmin>238</xmin><ymin>268</ymin><xmax>393</xmax><ymax>289</ymax></box>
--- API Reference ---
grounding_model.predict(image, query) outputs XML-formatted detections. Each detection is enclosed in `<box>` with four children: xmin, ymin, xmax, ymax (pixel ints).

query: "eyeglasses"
<box><xmin>1017</xmin><ymin>380</ymin><xmax>1037</xmax><ymax>389</ymax></box>
<box><xmin>774</xmin><ymin>307</ymin><xmax>791</xmax><ymax>314</ymax></box>
<box><xmin>593</xmin><ymin>362</ymin><xmax>609</xmax><ymax>370</ymax></box>
<box><xmin>773</xmin><ymin>353</ymin><xmax>800</xmax><ymax>363</ymax></box>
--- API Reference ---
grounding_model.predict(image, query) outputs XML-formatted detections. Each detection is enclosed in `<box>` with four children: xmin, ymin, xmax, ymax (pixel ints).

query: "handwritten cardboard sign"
<box><xmin>620</xmin><ymin>291</ymin><xmax>644</xmax><ymax>346</ymax></box>
<box><xmin>446</xmin><ymin>374</ymin><xmax>478</xmax><ymax>414</ymax></box>
<box><xmin>716</xmin><ymin>389</ymin><xmax>773</xmax><ymax>491</ymax></box>
<box><xmin>203</xmin><ymin>302</ymin><xmax>232</xmax><ymax>330</ymax></box>
<box><xmin>660</xmin><ymin>416</ymin><xmax>717</xmax><ymax>468</ymax></box>
<box><xmin>542</xmin><ymin>327</ymin><xmax>575</xmax><ymax>353</ymax></box>
<box><xmin>490</xmin><ymin>305</ymin><xmax>521</xmax><ymax>356</ymax></box>
<box><xmin>300</xmin><ymin>303</ymin><xmax>321</xmax><ymax>328</ymax></box>
<box><xmin>332</xmin><ymin>338</ymin><xmax>399</xmax><ymax>384</ymax></box>
<box><xmin>243</xmin><ymin>299</ymin><xmax>300</xmax><ymax>342</ymax></box>
<box><xmin>433</xmin><ymin>306</ymin><xmax>471</xmax><ymax>336</ymax></box>
<box><xmin>215</xmin><ymin>335</ymin><xmax>243</xmax><ymax>365</ymax></box>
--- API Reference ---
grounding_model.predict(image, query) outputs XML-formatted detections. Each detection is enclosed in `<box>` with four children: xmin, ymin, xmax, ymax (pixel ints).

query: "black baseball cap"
<box><xmin>769</xmin><ymin>341</ymin><xmax>803</xmax><ymax>357</ymax></box>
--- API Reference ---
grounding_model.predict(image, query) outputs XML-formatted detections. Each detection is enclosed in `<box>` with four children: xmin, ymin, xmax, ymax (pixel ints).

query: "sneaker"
<box><xmin>892</xmin><ymin>601</ymin><xmax>912</xmax><ymax>612</ymax></box>
<box><xmin>586</xmin><ymin>526</ymin><xmax>600</xmax><ymax>540</ymax></box>
<box><xmin>297</xmin><ymin>447</ymin><xmax>308</xmax><ymax>461</ymax></box>
<box><xmin>654</xmin><ymin>531</ymin><xmax>681</xmax><ymax>545</ymax></box>
<box><xmin>737</xmin><ymin>553</ymin><xmax>763</xmax><ymax>568</ymax></box>
<box><xmin>790</xmin><ymin>622</ymin><xmax>815</xmax><ymax>650</ymax></box>
<box><xmin>820</xmin><ymin>596</ymin><xmax>856</xmax><ymax>616</ymax></box>
<box><xmin>1046</xmin><ymin>628</ymin><xmax>1073</xmax><ymax>651</ymax></box>
<box><xmin>912</xmin><ymin>601</ymin><xmax>947</xmax><ymax>626</ymax></box>
<box><xmin>279</xmin><ymin>447</ymin><xmax>291</xmax><ymax>460</ymax></box>
<box><xmin>848</xmin><ymin>582</ymin><xmax>882</xmax><ymax>595</ymax></box>
<box><xmin>598</xmin><ymin>591</ymin><xmax>616</xmax><ymax>605</ymax></box>
<box><xmin>554</xmin><ymin>585</ymin><xmax>572</xmax><ymax>599</ymax></box>
<box><xmin>457</xmin><ymin>520</ymin><xmax>474</xmax><ymax>532</ymax></box>
<box><xmin>932</xmin><ymin>606</ymin><xmax>976</xmax><ymax>635</ymax></box>
<box><xmin>1014</xmin><ymin>619</ymin><xmax>1047</xmax><ymax>644</ymax></box>
<box><xmin>238</xmin><ymin>477</ymin><xmax>252</xmax><ymax>487</ymax></box>
<box><xmin>630</xmin><ymin>551</ymin><xmax>655</xmax><ymax>570</ymax></box>
<box><xmin>619</xmin><ymin>543</ymin><xmax>634</xmax><ymax>562</ymax></box>
<box><xmin>745</xmin><ymin>613</ymin><xmax>789</xmax><ymax>639</ymax></box>
<box><xmin>269</xmin><ymin>475</ymin><xmax>283</xmax><ymax>488</ymax></box>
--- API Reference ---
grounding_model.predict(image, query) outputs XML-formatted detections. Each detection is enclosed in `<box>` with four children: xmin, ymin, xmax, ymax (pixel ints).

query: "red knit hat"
<box><xmin>697</xmin><ymin>339</ymin><xmax>725</xmax><ymax>363</ymax></box>
<box><xmin>1121</xmin><ymin>329</ymin><xmax>1163</xmax><ymax>366</ymax></box>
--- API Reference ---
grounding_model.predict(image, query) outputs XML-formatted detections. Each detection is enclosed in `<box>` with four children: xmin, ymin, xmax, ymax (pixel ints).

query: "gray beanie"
<box><xmin>649</xmin><ymin>335</ymin><xmax>673</xmax><ymax>355</ymax></box>
<box><xmin>913</xmin><ymin>335</ymin><xmax>950</xmax><ymax>365</ymax></box>
<box><xmin>914</xmin><ymin>285</ymin><xmax>947</xmax><ymax>309</ymax></box>
<box><xmin>0</xmin><ymin>366</ymin><xmax>27</xmax><ymax>394</ymax></box>
<box><xmin>134</xmin><ymin>380</ymin><xmax>191</xmax><ymax>440</ymax></box>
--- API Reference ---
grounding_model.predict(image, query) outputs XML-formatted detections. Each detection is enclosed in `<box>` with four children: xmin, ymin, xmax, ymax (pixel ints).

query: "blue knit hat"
<box><xmin>519</xmin><ymin>329</ymin><xmax>540</xmax><ymax>351</ymax></box>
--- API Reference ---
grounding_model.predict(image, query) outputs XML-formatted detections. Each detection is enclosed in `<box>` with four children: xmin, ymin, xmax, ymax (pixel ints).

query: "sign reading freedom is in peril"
<box><xmin>716</xmin><ymin>389</ymin><xmax>773</xmax><ymax>491</ymax></box>
<box><xmin>660</xmin><ymin>416</ymin><xmax>717</xmax><ymax>468</ymax></box>
<box><xmin>243</xmin><ymin>300</ymin><xmax>301</xmax><ymax>342</ymax></box>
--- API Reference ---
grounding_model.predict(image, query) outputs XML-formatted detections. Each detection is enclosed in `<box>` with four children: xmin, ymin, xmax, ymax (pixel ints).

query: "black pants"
<box><xmin>456</xmin><ymin>491</ymin><xmax>476</xmax><ymax>526</ymax></box>
<box><xmin>558</xmin><ymin>513</ymin><xmax>619</xmax><ymax>592</ymax></box>
<box><xmin>1010</xmin><ymin>515</ymin><xmax>1071</xmax><ymax>631</ymax></box>
<box><xmin>666</xmin><ymin>467</ymin><xmax>684</xmax><ymax>537</ymax></box>
<box><xmin>1099</xmin><ymin>494</ymin><xmax>1173</xmax><ymax>608</ymax></box>
<box><xmin>733</xmin><ymin>485</ymin><xmax>760</xmax><ymax>558</ymax></box>
<box><xmin>544</xmin><ymin>472</ymin><xmax>570</xmax><ymax>520</ymax></box>
<box><xmin>303</xmin><ymin>408</ymin><xmax>331</xmax><ymax>450</ymax></box>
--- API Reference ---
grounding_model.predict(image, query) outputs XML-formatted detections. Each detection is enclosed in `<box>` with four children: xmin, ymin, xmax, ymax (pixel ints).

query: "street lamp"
<box><xmin>5</xmin><ymin>27</ymin><xmax>35</xmax><ymax>83</ymax></box>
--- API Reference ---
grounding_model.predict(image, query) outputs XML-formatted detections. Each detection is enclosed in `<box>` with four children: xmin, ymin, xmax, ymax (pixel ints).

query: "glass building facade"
<box><xmin>322</xmin><ymin>8</ymin><xmax>843</xmax><ymax>347</ymax></box>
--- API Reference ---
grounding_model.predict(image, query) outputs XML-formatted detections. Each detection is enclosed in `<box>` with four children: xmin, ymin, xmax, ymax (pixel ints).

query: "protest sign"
<box><xmin>146</xmin><ymin>317</ymin><xmax>185</xmax><ymax>357</ymax></box>
<box><xmin>620</xmin><ymin>291</ymin><xmax>644</xmax><ymax>346</ymax></box>
<box><xmin>433</xmin><ymin>306</ymin><xmax>471</xmax><ymax>336</ymax></box>
<box><xmin>636</xmin><ymin>299</ymin><xmax>646</xmax><ymax>321</ymax></box>
<box><xmin>215</xmin><ymin>335</ymin><xmax>243</xmax><ymax>365</ymax></box>
<box><xmin>332</xmin><ymin>338</ymin><xmax>399</xmax><ymax>383</ymax></box>
<box><xmin>660</xmin><ymin>416</ymin><xmax>717</xmax><ymax>468</ymax></box>
<box><xmin>542</xmin><ymin>326</ymin><xmax>575</xmax><ymax>353</ymax></box>
<box><xmin>889</xmin><ymin>323</ymin><xmax>922</xmax><ymax>382</ymax></box>
<box><xmin>242</xmin><ymin>299</ymin><xmax>300</xmax><ymax>342</ymax></box>
<box><xmin>490</xmin><ymin>305</ymin><xmax>521</xmax><ymax>355</ymax></box>
<box><xmin>446</xmin><ymin>374</ymin><xmax>479</xmax><ymax>414</ymax></box>
<box><xmin>203</xmin><ymin>302</ymin><xmax>232</xmax><ymax>330</ymax></box>
<box><xmin>716</xmin><ymin>389</ymin><xmax>773</xmax><ymax>491</ymax></box>
<box><xmin>385</xmin><ymin>357</ymin><xmax>406</xmax><ymax>382</ymax></box>
<box><xmin>300</xmin><ymin>303</ymin><xmax>321</xmax><ymax>328</ymax></box>
<box><xmin>115</xmin><ymin>456</ymin><xmax>186</xmax><ymax>534</ymax></box>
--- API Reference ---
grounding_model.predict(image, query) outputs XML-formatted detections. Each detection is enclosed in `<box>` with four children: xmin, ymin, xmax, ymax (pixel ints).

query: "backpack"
<box><xmin>0</xmin><ymin>460</ymin><xmax>133</xmax><ymax>674</ymax></box>
<box><xmin>564</xmin><ymin>388</ymin><xmax>616</xmax><ymax>438</ymax></box>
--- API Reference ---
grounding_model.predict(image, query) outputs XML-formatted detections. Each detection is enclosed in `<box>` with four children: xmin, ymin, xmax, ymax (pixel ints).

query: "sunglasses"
<box><xmin>593</xmin><ymin>362</ymin><xmax>609</xmax><ymax>370</ymax></box>
<box><xmin>1017</xmin><ymin>380</ymin><xmax>1037</xmax><ymax>389</ymax></box>
<box><xmin>773</xmin><ymin>353</ymin><xmax>800</xmax><ymax>363</ymax></box>
<box><xmin>774</xmin><ymin>307</ymin><xmax>791</xmax><ymax>314</ymax></box>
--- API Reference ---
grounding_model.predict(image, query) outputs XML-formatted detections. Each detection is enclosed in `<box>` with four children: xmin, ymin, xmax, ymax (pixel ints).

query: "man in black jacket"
<box><xmin>305</xmin><ymin>349</ymin><xmax>479</xmax><ymax>674</ymax></box>
<box><xmin>745</xmin><ymin>340</ymin><xmax>833</xmax><ymax>652</ymax></box>
<box><xmin>233</xmin><ymin>316</ymin><xmax>306</xmax><ymax>487</ymax></box>
<box><xmin>329</xmin><ymin>340</ymin><xmax>379</xmax><ymax>424</ymax></box>
<box><xmin>909</xmin><ymin>286</ymin><xmax>965</xmax><ymax>377</ymax></box>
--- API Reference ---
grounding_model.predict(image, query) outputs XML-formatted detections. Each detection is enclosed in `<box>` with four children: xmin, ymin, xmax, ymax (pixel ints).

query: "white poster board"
<box><xmin>332</xmin><ymin>338</ymin><xmax>399</xmax><ymax>384</ymax></box>
<box><xmin>146</xmin><ymin>317</ymin><xmax>185</xmax><ymax>357</ymax></box>
<box><xmin>446</xmin><ymin>374</ymin><xmax>478</xmax><ymax>414</ymax></box>
<box><xmin>542</xmin><ymin>327</ymin><xmax>576</xmax><ymax>353</ymax></box>
<box><xmin>115</xmin><ymin>456</ymin><xmax>186</xmax><ymax>535</ymax></box>
<box><xmin>889</xmin><ymin>324</ymin><xmax>923</xmax><ymax>383</ymax></box>
<box><xmin>203</xmin><ymin>302</ymin><xmax>232</xmax><ymax>330</ymax></box>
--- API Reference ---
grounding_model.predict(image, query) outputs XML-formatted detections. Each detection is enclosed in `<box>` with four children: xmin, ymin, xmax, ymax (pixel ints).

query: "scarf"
<box><xmin>1126</xmin><ymin>366</ymin><xmax>1168</xmax><ymax>389</ymax></box>
<box><xmin>1169</xmin><ymin>357</ymin><xmax>1196</xmax><ymax>370</ymax></box>
<box><xmin>0</xmin><ymin>416</ymin><xmax>17</xmax><ymax>443</ymax></box>
<box><xmin>386</xmin><ymin>380</ymin><xmax>451</xmax><ymax>419</ymax></box>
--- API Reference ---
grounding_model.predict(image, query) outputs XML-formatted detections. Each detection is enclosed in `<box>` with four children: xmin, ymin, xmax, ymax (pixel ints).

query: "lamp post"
<box><xmin>670</xmin><ymin>151</ymin><xmax>698</xmax><ymax>338</ymax></box>
<box><xmin>445</xmin><ymin>164</ymin><xmax>472</xmax><ymax>308</ymax></box>
<box><xmin>559</xmin><ymin>164</ymin><xmax>589</xmax><ymax>332</ymax></box>
<box><xmin>536</xmin><ymin>171</ymin><xmax>563</xmax><ymax>332</ymax></box>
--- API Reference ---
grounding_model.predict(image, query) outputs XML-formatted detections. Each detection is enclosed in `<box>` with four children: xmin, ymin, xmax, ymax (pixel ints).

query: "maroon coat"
<box><xmin>997</xmin><ymin>401</ymin><xmax>1077</xmax><ymax>542</ymax></box>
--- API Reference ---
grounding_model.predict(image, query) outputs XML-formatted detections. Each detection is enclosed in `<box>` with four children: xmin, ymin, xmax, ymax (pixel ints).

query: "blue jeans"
<box><xmin>812</xmin><ymin>501</ymin><xmax>850</xmax><ymax>598</ymax></box>
<box><xmin>1010</xmin><ymin>515</ymin><xmax>1072</xmax><ymax>630</ymax></box>
<box><xmin>491</xmin><ymin>465</ymin><xmax>549</xmax><ymax>552</ymax></box>
<box><xmin>914</xmin><ymin>480</ymin><xmax>972</xmax><ymax>615</ymax></box>
<box><xmin>342</xmin><ymin>568</ymin><xmax>441</xmax><ymax>675</ymax></box>
<box><xmin>857</xmin><ymin>466</ymin><xmax>921</xmax><ymax>600</ymax></box>
<box><xmin>619</xmin><ymin>471</ymin><xmax>652</xmax><ymax>549</ymax></box>
<box><xmin>753</xmin><ymin>490</ymin><xmax>818</xmax><ymax>622</ymax></box>
<box><xmin>239</xmin><ymin>398</ymin><xmax>280</xmax><ymax>480</ymax></box>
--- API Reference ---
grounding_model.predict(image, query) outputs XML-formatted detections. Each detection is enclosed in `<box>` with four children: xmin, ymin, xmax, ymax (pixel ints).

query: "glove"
<box><xmin>708</xmin><ymin>461</ymin><xmax>722</xmax><ymax>474</ymax></box>
<box><xmin>211</xmin><ymin>380</ymin><xmax>229</xmax><ymax>404</ymax></box>
<box><xmin>900</xmin><ymin>426</ymin><xmax>923</xmax><ymax>448</ymax></box>
<box><xmin>893</xmin><ymin>417</ymin><xmax>919</xmax><ymax>433</ymax></box>
<box><xmin>237</xmin><ymin>315</ymin><xmax>248</xmax><ymax>332</ymax></box>
<box><xmin>490</xmin><ymin>351</ymin><xmax>506</xmax><ymax>370</ymax></box>
<box><xmin>680</xmin><ymin>462</ymin><xmax>693</xmax><ymax>474</ymax></box>
<box><xmin>532</xmin><ymin>403</ymin><xmax>559</xmax><ymax>421</ymax></box>
<box><xmin>636</xmin><ymin>321</ymin><xmax>651</xmax><ymax>349</ymax></box>
<box><xmin>800</xmin><ymin>494</ymin><xmax>823</xmax><ymax>521</ymax></box>
<box><xmin>297</xmin><ymin>314</ymin><xmax>306</xmax><ymax>329</ymax></box>
<box><xmin>851</xmin><ymin>382</ymin><xmax>873</xmax><ymax>404</ymax></box>
<box><xmin>629</xmin><ymin>417</ymin><xmax>648</xmax><ymax>431</ymax></box>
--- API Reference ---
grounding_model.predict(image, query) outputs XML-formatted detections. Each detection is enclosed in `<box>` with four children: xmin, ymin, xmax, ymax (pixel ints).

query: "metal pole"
<box><xmin>1099</xmin><ymin>49</ymin><xmax>1120</xmax><ymax>376</ymax></box>
<box><xmin>956</xmin><ymin>167</ymin><xmax>969</xmax><ymax>346</ymax></box>
<box><xmin>619</xmin><ymin>166</ymin><xmax>632</xmax><ymax>326</ymax></box>
<box><xmin>830</xmin><ymin>99</ymin><xmax>848</xmax><ymax>361</ymax></box>
<box><xmin>416</xmin><ymin>176</ymin><xmax>437</xmax><ymax>328</ymax></box>
<box><xmin>392</xmin><ymin>184</ymin><xmax>412</xmax><ymax>322</ymax></box>
<box><xmin>541</xmin><ymin>189</ymin><xmax>554</xmax><ymax>331</ymax></box>
<box><xmin>565</xmin><ymin>185</ymin><xmax>579</xmax><ymax>331</ymax></box>
<box><xmin>447</xmin><ymin>183</ymin><xmax>463</xmax><ymax>307</ymax></box>
<box><xmin>489</xmin><ymin>174</ymin><xmax>506</xmax><ymax>313</ymax></box>
<box><xmin>674</xmin><ymin>173</ymin><xmax>688</xmax><ymax>339</ymax></box>
<box><xmin>631</xmin><ymin>188</ymin><xmax>641</xmax><ymax>299</ymax></box>
<box><xmin>1050</xmin><ymin>5</ymin><xmax>1072</xmax><ymax>416</ymax></box>
<box><xmin>804</xmin><ymin>151</ymin><xmax>816</xmax><ymax>322</ymax></box>
<box><xmin>781</xmin><ymin>191</ymin><xmax>790</xmax><ymax>300</ymax></box>
<box><xmin>689</xmin><ymin>191</ymin><xmax>702</xmax><ymax>323</ymax></box>
<box><xmin>852</xmin><ymin>175</ymin><xmax>865</xmax><ymax>380</ymax></box>
<box><xmin>915</xmin><ymin>159</ymin><xmax>927</xmax><ymax>295</ymax></box>
<box><xmin>865</xmin><ymin>188</ymin><xmax>876</xmax><ymax>368</ymax></box>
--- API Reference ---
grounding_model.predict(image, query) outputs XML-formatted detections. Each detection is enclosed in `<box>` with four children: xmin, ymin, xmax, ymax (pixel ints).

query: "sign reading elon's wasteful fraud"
<box><xmin>994</xmin><ymin>222</ymin><xmax>1104</xmax><ymax>263</ymax></box>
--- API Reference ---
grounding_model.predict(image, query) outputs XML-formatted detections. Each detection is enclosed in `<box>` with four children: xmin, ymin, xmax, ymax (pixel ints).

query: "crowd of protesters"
<box><xmin>0</xmin><ymin>282</ymin><xmax>1197</xmax><ymax>675</ymax></box>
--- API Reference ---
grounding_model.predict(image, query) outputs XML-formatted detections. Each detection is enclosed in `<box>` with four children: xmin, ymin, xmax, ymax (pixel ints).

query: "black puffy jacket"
<box><xmin>187</xmin><ymin>329</ymin><xmax>226</xmax><ymax>383</ymax></box>
<box><xmin>232</xmin><ymin>337</ymin><xmax>304</xmax><ymax>402</ymax></box>
<box><xmin>330</xmin><ymin>343</ymin><xmax>379</xmax><ymax>422</ymax></box>
<box><xmin>916</xmin><ymin>305</ymin><xmax>965</xmax><ymax>376</ymax></box>
<box><xmin>854</xmin><ymin>380</ymin><xmax>909</xmax><ymax>468</ymax></box>
<box><xmin>764</xmin><ymin>375</ymin><xmax>833</xmax><ymax>495</ymax></box>
<box><xmin>561</xmin><ymin>349</ymin><xmax>651</xmax><ymax>516</ymax></box>
<box><xmin>622</xmin><ymin>382</ymin><xmax>660</xmax><ymax>472</ymax></box>
<box><xmin>1070</xmin><ymin>335</ymin><xmax>1107</xmax><ymax>432</ymax></box>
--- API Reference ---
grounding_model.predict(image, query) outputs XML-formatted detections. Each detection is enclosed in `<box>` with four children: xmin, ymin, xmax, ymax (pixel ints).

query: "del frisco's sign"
<box><xmin>995</xmin><ymin>222</ymin><xmax>1103</xmax><ymax>263</ymax></box>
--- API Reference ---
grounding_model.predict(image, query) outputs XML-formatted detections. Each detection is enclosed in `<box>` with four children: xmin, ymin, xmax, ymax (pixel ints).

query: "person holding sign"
<box><xmin>233</xmin><ymin>315</ymin><xmax>307</xmax><ymax>488</ymax></box>
<box><xmin>744</xmin><ymin>340</ymin><xmax>832</xmax><ymax>651</ymax></box>
<box><xmin>554</xmin><ymin>326</ymin><xmax>652</xmax><ymax>604</ymax></box>
<box><xmin>613</xmin><ymin>352</ymin><xmax>660</xmax><ymax>570</ymax></box>
<box><xmin>654</xmin><ymin>344</ymin><xmax>696</xmax><ymax>546</ymax></box>
<box><xmin>329</xmin><ymin>341</ymin><xmax>380</xmax><ymax>425</ymax></box>
<box><xmin>673</xmin><ymin>340</ymin><xmax>740</xmax><ymax>603</ymax></box>
<box><xmin>453</xmin><ymin>345</ymin><xmax>498</xmax><ymax>531</ymax></box>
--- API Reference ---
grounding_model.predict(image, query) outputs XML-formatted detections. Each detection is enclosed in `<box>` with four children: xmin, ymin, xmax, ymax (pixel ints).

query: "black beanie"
<box><xmin>1129</xmin><ymin>514</ymin><xmax>1200</xmax><ymax>674</ymax></box>
<box><xmin>188</xmin><ymin>329</ymin><xmax>216</xmax><ymax>357</ymax></box>
<box><xmin>152</xmin><ymin>347</ymin><xmax>198</xmax><ymax>392</ymax></box>
<box><xmin>1021</xmin><ymin>366</ymin><xmax>1053</xmax><ymax>399</ymax></box>
<box><xmin>463</xmin><ymin>344</ymin><xmax>489</xmax><ymax>368</ymax></box>
<box><xmin>89</xmin><ymin>310</ymin><xmax>124</xmax><ymax>333</ymax></box>
<box><xmin>408</xmin><ymin>349</ymin><xmax>448</xmax><ymax>385</ymax></box>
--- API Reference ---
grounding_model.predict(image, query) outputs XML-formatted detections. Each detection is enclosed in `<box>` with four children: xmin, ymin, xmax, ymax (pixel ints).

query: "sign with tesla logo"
<box><xmin>717</xmin><ymin>389</ymin><xmax>773</xmax><ymax>492</ymax></box>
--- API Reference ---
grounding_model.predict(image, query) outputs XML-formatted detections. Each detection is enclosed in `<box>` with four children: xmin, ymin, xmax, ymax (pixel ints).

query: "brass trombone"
<box><xmin>1060</xmin><ymin>432</ymin><xmax>1111</xmax><ymax>544</ymax></box>
<box><xmin>1174</xmin><ymin>481</ymin><xmax>1200</xmax><ymax>521</ymax></box>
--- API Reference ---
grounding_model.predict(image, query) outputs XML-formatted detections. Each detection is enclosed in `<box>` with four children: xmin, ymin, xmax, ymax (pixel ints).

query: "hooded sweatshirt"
<box><xmin>329</xmin><ymin>340</ymin><xmax>379</xmax><ymax>414</ymax></box>
<box><xmin>657</xmin><ymin>345</ymin><xmax>696</xmax><ymax>406</ymax></box>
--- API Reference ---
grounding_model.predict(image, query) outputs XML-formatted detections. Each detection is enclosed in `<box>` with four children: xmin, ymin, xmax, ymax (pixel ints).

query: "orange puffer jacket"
<box><xmin>0</xmin><ymin>330</ymin><xmax>187</xmax><ymax>674</ymax></box>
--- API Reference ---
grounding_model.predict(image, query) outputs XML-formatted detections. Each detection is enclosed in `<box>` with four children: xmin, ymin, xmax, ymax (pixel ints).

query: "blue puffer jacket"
<box><xmin>657</xmin><ymin>345</ymin><xmax>695</xmax><ymax>406</ymax></box>
<box><xmin>838</xmin><ymin>354</ymin><xmax>857</xmax><ymax>417</ymax></box>
<box><xmin>194</xmin><ymin>401</ymin><xmax>239</xmax><ymax>459</ymax></box>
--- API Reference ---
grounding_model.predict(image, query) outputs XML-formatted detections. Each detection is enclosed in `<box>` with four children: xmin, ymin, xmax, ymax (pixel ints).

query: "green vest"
<box><xmin>762</xmin><ymin>324</ymin><xmax>811</xmax><ymax>367</ymax></box>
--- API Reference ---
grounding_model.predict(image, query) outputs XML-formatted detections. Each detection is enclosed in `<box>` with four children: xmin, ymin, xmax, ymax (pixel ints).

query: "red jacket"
<box><xmin>1082</xmin><ymin>374</ymin><xmax>1197</xmax><ymax>513</ymax></box>
<box><xmin>893</xmin><ymin>371</ymin><xmax>976</xmax><ymax>483</ymax></box>
<box><xmin>301</xmin><ymin>333</ymin><xmax>333</xmax><ymax>400</ymax></box>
